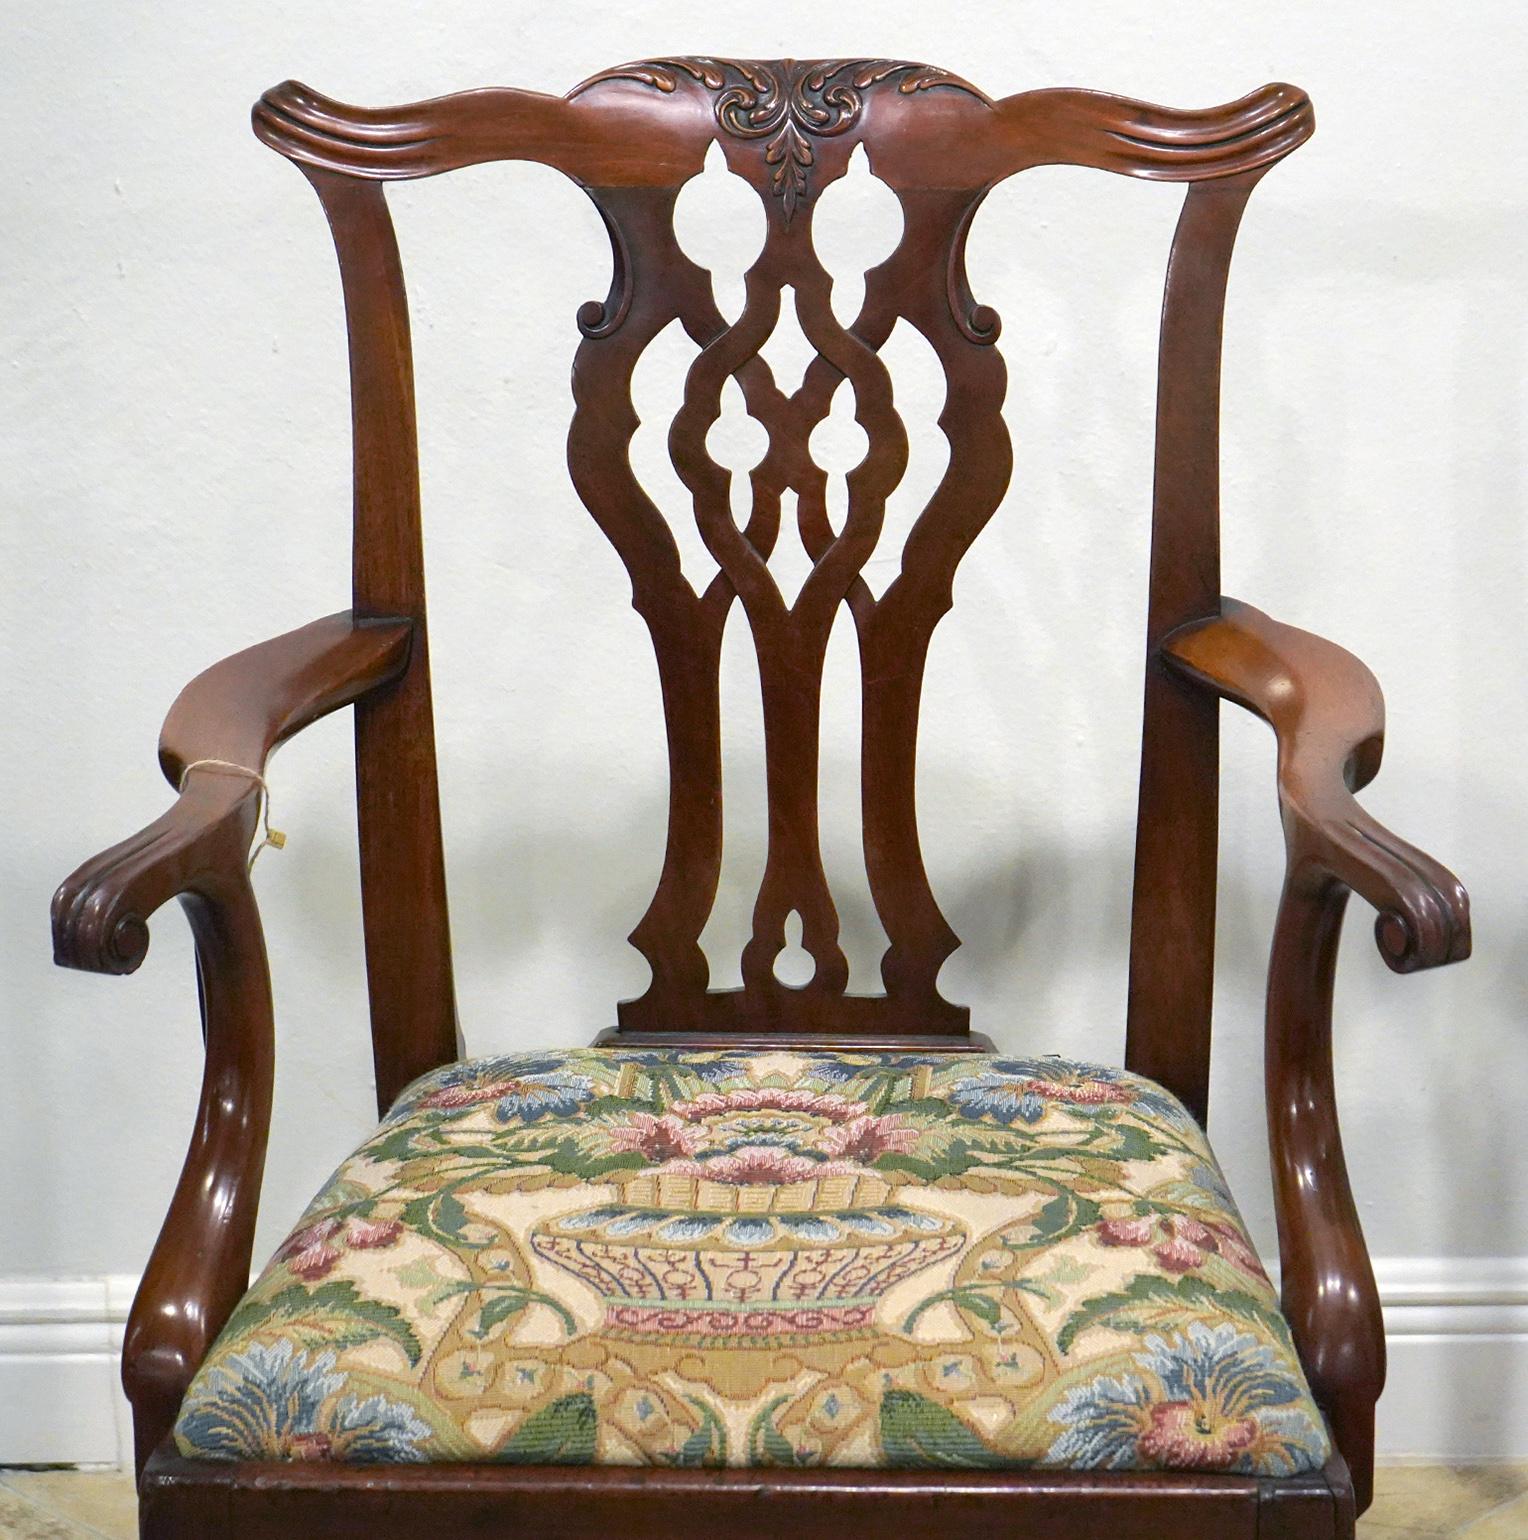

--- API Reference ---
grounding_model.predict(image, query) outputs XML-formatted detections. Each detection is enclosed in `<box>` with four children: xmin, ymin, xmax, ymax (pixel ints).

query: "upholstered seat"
<box><xmin>173</xmin><ymin>1048</ymin><xmax>1327</xmax><ymax>1475</ymax></box>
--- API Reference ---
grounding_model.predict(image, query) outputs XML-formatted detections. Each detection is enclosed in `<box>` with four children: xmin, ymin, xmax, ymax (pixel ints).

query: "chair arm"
<box><xmin>1162</xmin><ymin>598</ymin><xmax>1470</xmax><ymax>972</ymax></box>
<box><xmin>52</xmin><ymin>611</ymin><xmax>413</xmax><ymax>974</ymax></box>
<box><xmin>51</xmin><ymin>610</ymin><xmax>412</xmax><ymax>1473</ymax></box>
<box><xmin>1163</xmin><ymin>597</ymin><xmax>1468</xmax><ymax>1510</ymax></box>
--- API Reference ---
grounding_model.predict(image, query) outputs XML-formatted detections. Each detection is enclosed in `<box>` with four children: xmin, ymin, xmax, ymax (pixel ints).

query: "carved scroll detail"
<box><xmin>571</xmin><ymin>58</ymin><xmax>991</xmax><ymax>219</ymax></box>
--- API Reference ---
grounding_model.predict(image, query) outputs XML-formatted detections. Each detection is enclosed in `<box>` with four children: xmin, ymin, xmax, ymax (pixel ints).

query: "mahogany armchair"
<box><xmin>53</xmin><ymin>58</ymin><xmax>1468</xmax><ymax>1540</ymax></box>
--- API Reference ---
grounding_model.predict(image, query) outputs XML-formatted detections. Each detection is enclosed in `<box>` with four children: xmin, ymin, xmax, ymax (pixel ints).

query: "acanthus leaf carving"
<box><xmin>570</xmin><ymin>58</ymin><xmax>991</xmax><ymax>221</ymax></box>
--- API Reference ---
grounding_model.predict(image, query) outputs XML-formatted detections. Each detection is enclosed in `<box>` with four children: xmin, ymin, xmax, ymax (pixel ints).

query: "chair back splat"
<box><xmin>253</xmin><ymin>61</ymin><xmax>1314</xmax><ymax>1114</ymax></box>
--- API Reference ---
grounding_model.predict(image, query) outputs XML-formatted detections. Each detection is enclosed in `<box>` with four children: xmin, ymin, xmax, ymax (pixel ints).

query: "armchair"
<box><xmin>54</xmin><ymin>57</ymin><xmax>1467</xmax><ymax>1540</ymax></box>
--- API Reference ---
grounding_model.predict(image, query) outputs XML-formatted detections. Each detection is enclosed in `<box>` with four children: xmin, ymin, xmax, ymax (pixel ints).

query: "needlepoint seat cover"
<box><xmin>173</xmin><ymin>1048</ymin><xmax>1329</xmax><ymax>1475</ymax></box>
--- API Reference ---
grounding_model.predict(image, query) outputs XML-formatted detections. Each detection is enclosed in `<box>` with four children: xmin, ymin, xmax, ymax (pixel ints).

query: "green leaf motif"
<box><xmin>747</xmin><ymin>1396</ymin><xmax>811</xmax><ymax>1466</ymax></box>
<box><xmin>473</xmin><ymin>1291</ymin><xmax>530</xmax><ymax>1339</ymax></box>
<box><xmin>225</xmin><ymin>1280</ymin><xmax>423</xmax><ymax>1367</ymax></box>
<box><xmin>903</xmin><ymin>1285</ymin><xmax>1005</xmax><ymax>1333</ymax></box>
<box><xmin>583</xmin><ymin>1094</ymin><xmax>662</xmax><ymax>1119</ymax></box>
<box><xmin>1105</xmin><ymin>1121</ymin><xmax>1169</xmax><ymax>1162</ymax></box>
<box><xmin>1032</xmin><ymin>1191</ymin><xmax>1102</xmax><ymax>1239</ymax></box>
<box><xmin>499</xmin><ymin>1393</ymin><xmax>598</xmax><ymax>1465</ymax></box>
<box><xmin>1056</xmin><ymin>1273</ymin><xmax>1292</xmax><ymax>1355</ymax></box>
<box><xmin>878</xmin><ymin>1390</ymin><xmax>1008</xmax><ymax>1469</ymax></box>
<box><xmin>876</xmin><ymin>1152</ymin><xmax>964</xmax><ymax>1182</ymax></box>
<box><xmin>364</xmin><ymin>1123</ymin><xmax>435</xmax><ymax>1162</ymax></box>
<box><xmin>879</xmin><ymin>1096</ymin><xmax>958</xmax><ymax>1121</ymax></box>
<box><xmin>540</xmin><ymin>1138</ymin><xmax>647</xmax><ymax>1179</ymax></box>
<box><xmin>669</xmin><ymin>1398</ymin><xmax>728</xmax><ymax>1467</ymax></box>
<box><xmin>434</xmin><ymin>1190</ymin><xmax>470</xmax><ymax>1237</ymax></box>
<box><xmin>469</xmin><ymin>1286</ymin><xmax>578</xmax><ymax>1340</ymax></box>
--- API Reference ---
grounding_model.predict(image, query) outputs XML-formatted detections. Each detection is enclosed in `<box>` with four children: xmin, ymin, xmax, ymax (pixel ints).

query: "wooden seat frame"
<box><xmin>53</xmin><ymin>57</ymin><xmax>1470</xmax><ymax>1540</ymax></box>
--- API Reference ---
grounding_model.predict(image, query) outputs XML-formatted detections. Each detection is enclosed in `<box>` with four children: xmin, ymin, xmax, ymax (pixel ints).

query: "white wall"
<box><xmin>2</xmin><ymin>0</ymin><xmax>1525</xmax><ymax>1461</ymax></box>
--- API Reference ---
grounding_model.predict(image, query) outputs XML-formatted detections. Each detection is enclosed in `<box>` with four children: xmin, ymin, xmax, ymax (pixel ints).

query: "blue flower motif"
<box><xmin>1045</xmin><ymin>1322</ymin><xmax>1327</xmax><ymax>1475</ymax></box>
<box><xmin>1022</xmin><ymin>1057</ymin><xmax>1193</xmax><ymax>1125</ymax></box>
<box><xmin>175</xmin><ymin>1340</ymin><xmax>432</xmax><ymax>1463</ymax></box>
<box><xmin>488</xmin><ymin>1069</ymin><xmax>595</xmax><ymax>1124</ymax></box>
<box><xmin>777</xmin><ymin>1214</ymin><xmax>841</xmax><ymax>1241</ymax></box>
<box><xmin>393</xmin><ymin>1056</ymin><xmax>596</xmax><ymax>1124</ymax></box>
<box><xmin>388</xmin><ymin>1053</ymin><xmax>589</xmax><ymax>1122</ymax></box>
<box><xmin>602</xmin><ymin>1050</ymin><xmax>751</xmax><ymax>1084</ymax></box>
<box><xmin>1139</xmin><ymin>1322</ymin><xmax>1307</xmax><ymax>1425</ymax></box>
<box><xmin>1045</xmin><ymin>1373</ymin><xmax>1152</xmax><ymax>1468</ymax></box>
<box><xmin>947</xmin><ymin>1072</ymin><xmax>1046</xmax><ymax>1125</ymax></box>
<box><xmin>945</xmin><ymin>1057</ymin><xmax>1192</xmax><ymax>1128</ymax></box>
<box><xmin>559</xmin><ymin>1206</ymin><xmax>627</xmax><ymax>1232</ymax></box>
<box><xmin>604</xmin><ymin>1210</ymin><xmax>662</xmax><ymax>1237</ymax></box>
<box><xmin>805</xmin><ymin>1052</ymin><xmax>967</xmax><ymax>1084</ymax></box>
<box><xmin>1187</xmin><ymin>1161</ymin><xmax>1237</xmax><ymax>1209</ymax></box>
<box><xmin>328</xmin><ymin>1391</ymin><xmax>435</xmax><ymax>1462</ymax></box>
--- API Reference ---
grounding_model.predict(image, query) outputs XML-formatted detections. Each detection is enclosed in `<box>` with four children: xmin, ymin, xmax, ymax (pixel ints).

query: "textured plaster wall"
<box><xmin>2</xmin><ymin>2</ymin><xmax>1525</xmax><ymax>1286</ymax></box>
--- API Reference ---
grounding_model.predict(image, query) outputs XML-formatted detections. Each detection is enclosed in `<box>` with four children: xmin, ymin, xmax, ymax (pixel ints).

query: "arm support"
<box><xmin>1163</xmin><ymin>598</ymin><xmax>1469</xmax><ymax>971</ymax></box>
<box><xmin>52</xmin><ymin>611</ymin><xmax>412</xmax><ymax>1474</ymax></box>
<box><xmin>54</xmin><ymin>611</ymin><xmax>412</xmax><ymax>975</ymax></box>
<box><xmin>1163</xmin><ymin>598</ymin><xmax>1468</xmax><ymax>1513</ymax></box>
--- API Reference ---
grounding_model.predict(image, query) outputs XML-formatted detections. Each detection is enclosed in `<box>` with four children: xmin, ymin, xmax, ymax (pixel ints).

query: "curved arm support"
<box><xmin>53</xmin><ymin>612</ymin><xmax>412</xmax><ymax>975</ymax></box>
<box><xmin>51</xmin><ymin>611</ymin><xmax>412</xmax><ymax>1473</ymax></box>
<box><xmin>1163</xmin><ymin>598</ymin><xmax>1470</xmax><ymax>972</ymax></box>
<box><xmin>124</xmin><ymin>873</ymin><xmax>272</xmax><ymax>1478</ymax></box>
<box><xmin>1163</xmin><ymin>598</ymin><xmax>1468</xmax><ymax>1513</ymax></box>
<box><xmin>1266</xmin><ymin>878</ymin><xmax>1382</xmax><ymax>1512</ymax></box>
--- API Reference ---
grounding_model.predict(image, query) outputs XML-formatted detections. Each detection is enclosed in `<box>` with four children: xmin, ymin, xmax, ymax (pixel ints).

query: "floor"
<box><xmin>0</xmin><ymin>1464</ymin><xmax>1524</xmax><ymax>1537</ymax></box>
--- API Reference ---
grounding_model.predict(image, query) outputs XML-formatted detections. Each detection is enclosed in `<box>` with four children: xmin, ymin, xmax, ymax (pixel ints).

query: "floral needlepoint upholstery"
<box><xmin>173</xmin><ymin>1050</ymin><xmax>1330</xmax><ymax>1473</ymax></box>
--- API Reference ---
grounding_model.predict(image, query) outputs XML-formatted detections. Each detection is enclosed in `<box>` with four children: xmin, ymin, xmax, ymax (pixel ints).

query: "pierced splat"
<box><xmin>565</xmin><ymin>64</ymin><xmax>1010</xmax><ymax>1036</ymax></box>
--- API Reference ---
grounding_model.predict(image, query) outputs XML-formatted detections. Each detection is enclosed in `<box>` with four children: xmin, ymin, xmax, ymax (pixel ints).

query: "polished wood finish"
<box><xmin>248</xmin><ymin>61</ymin><xmax>1319</xmax><ymax>1052</ymax></box>
<box><xmin>1122</xmin><ymin>170</ymin><xmax>1264</xmax><ymax>1127</ymax></box>
<box><xmin>138</xmin><ymin>1444</ymin><xmax>1355</xmax><ymax>1539</ymax></box>
<box><xmin>51</xmin><ymin>57</ymin><xmax>1467</xmax><ymax>1538</ymax></box>
<box><xmin>304</xmin><ymin>169</ymin><xmax>460</xmax><ymax>1112</ymax></box>
<box><xmin>52</xmin><ymin>614</ymin><xmax>412</xmax><ymax>1475</ymax></box>
<box><xmin>1162</xmin><ymin>599</ymin><xmax>1470</xmax><ymax>1512</ymax></box>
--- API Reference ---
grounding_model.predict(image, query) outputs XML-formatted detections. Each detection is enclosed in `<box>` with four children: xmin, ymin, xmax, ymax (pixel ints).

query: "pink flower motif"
<box><xmin>657</xmin><ymin>1145</ymin><xmax>861</xmax><ymax>1185</ymax></box>
<box><xmin>670</xmin><ymin>1088</ymin><xmax>868</xmax><ymax>1123</ymax></box>
<box><xmin>277</xmin><ymin>1216</ymin><xmax>341</xmax><ymax>1263</ymax></box>
<box><xmin>1138</xmin><ymin>1401</ymin><xmax>1259</xmax><ymax>1469</ymax></box>
<box><xmin>818</xmin><ymin>1113</ymin><xmax>920</xmax><ymax>1161</ymax></box>
<box><xmin>1020</xmin><ymin>1077</ymin><xmax>1132</xmax><ymax>1106</ymax></box>
<box><xmin>287</xmin><ymin>1240</ymin><xmax>343</xmax><ymax>1280</ymax></box>
<box><xmin>1205</xmin><ymin>1221</ymin><xmax>1269</xmax><ymax>1282</ymax></box>
<box><xmin>1153</xmin><ymin>1236</ymin><xmax>1207</xmax><ymax>1274</ymax></box>
<box><xmin>1096</xmin><ymin>1216</ymin><xmax>1156</xmax><ymax>1248</ymax></box>
<box><xmin>348</xmin><ymin>1218</ymin><xmax>404</xmax><ymax>1250</ymax></box>
<box><xmin>605</xmin><ymin>1112</ymin><xmax>702</xmax><ymax>1160</ymax></box>
<box><xmin>422</xmin><ymin>1080</ymin><xmax>517</xmax><ymax>1110</ymax></box>
<box><xmin>1172</xmin><ymin>1217</ymin><xmax>1218</xmax><ymax>1252</ymax></box>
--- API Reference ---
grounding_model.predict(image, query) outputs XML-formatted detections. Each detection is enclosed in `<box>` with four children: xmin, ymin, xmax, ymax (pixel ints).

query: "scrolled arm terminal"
<box><xmin>1162</xmin><ymin>597</ymin><xmax>1469</xmax><ymax>971</ymax></box>
<box><xmin>53</xmin><ymin>611</ymin><xmax>413</xmax><ymax>973</ymax></box>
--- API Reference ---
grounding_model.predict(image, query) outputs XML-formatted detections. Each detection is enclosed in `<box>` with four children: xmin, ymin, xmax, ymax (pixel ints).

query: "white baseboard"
<box><xmin>0</xmin><ymin>1275</ymin><xmax>137</xmax><ymax>1468</ymax></box>
<box><xmin>2</xmin><ymin>1260</ymin><xmax>1523</xmax><ymax>1468</ymax></box>
<box><xmin>1364</xmin><ymin>1257</ymin><xmax>1528</xmax><ymax>1464</ymax></box>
